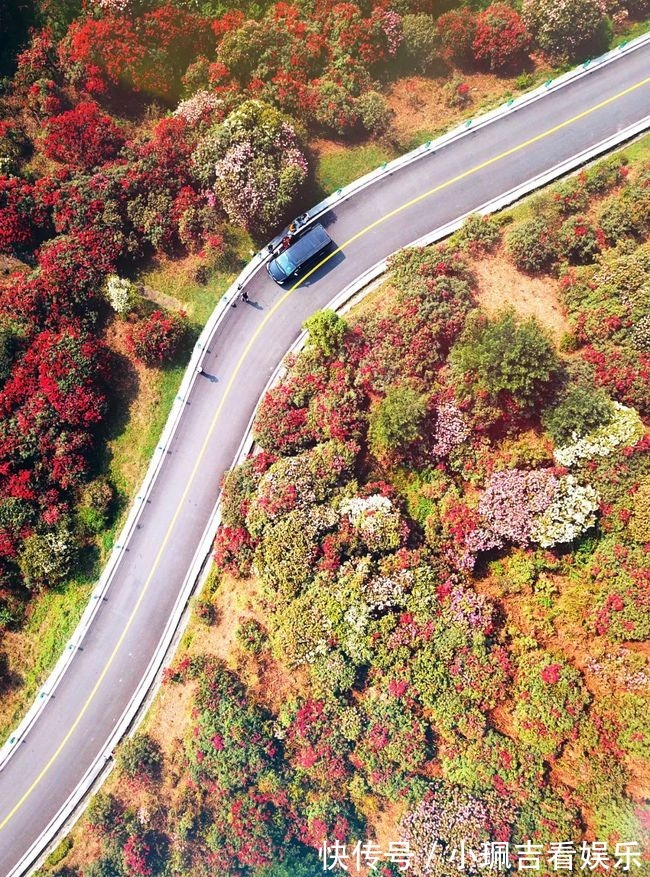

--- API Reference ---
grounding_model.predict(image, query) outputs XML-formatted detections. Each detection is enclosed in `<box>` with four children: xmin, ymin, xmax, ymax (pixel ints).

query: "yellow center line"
<box><xmin>0</xmin><ymin>72</ymin><xmax>648</xmax><ymax>834</ymax></box>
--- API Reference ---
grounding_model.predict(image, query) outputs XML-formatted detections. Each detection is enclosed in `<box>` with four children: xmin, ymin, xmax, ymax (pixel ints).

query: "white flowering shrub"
<box><xmin>553</xmin><ymin>402</ymin><xmax>644</xmax><ymax>467</ymax></box>
<box><xmin>104</xmin><ymin>274</ymin><xmax>135</xmax><ymax>315</ymax></box>
<box><xmin>364</xmin><ymin>569</ymin><xmax>414</xmax><ymax>611</ymax></box>
<box><xmin>94</xmin><ymin>0</ymin><xmax>131</xmax><ymax>10</ymax></box>
<box><xmin>174</xmin><ymin>91</ymin><xmax>223</xmax><ymax>127</ymax></box>
<box><xmin>531</xmin><ymin>475</ymin><xmax>599</xmax><ymax>548</ymax></box>
<box><xmin>18</xmin><ymin>529</ymin><xmax>77</xmax><ymax>589</ymax></box>
<box><xmin>632</xmin><ymin>312</ymin><xmax>650</xmax><ymax>352</ymax></box>
<box><xmin>341</xmin><ymin>494</ymin><xmax>404</xmax><ymax>554</ymax></box>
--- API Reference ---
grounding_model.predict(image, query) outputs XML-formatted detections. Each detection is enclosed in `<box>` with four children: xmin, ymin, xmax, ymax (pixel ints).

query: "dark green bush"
<box><xmin>506</xmin><ymin>216</ymin><xmax>560</xmax><ymax>273</ymax></box>
<box><xmin>117</xmin><ymin>733</ymin><xmax>162</xmax><ymax>781</ymax></box>
<box><xmin>542</xmin><ymin>384</ymin><xmax>615</xmax><ymax>445</ymax></box>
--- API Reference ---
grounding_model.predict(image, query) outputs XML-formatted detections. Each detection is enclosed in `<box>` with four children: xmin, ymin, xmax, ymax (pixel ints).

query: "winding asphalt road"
<box><xmin>0</xmin><ymin>40</ymin><xmax>649</xmax><ymax>877</ymax></box>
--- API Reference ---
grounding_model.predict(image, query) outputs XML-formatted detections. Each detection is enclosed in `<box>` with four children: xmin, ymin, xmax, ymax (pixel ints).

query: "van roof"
<box><xmin>273</xmin><ymin>224</ymin><xmax>331</xmax><ymax>275</ymax></box>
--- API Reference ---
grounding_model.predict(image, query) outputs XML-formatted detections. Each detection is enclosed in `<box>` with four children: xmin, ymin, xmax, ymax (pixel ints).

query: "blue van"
<box><xmin>267</xmin><ymin>224</ymin><xmax>333</xmax><ymax>285</ymax></box>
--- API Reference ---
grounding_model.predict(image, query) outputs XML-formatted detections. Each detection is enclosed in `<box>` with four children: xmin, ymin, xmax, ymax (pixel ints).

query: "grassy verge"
<box><xmin>314</xmin><ymin>142</ymin><xmax>397</xmax><ymax>197</ymax></box>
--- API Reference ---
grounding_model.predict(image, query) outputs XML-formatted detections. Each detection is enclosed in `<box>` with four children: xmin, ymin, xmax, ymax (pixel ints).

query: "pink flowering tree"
<box><xmin>477</xmin><ymin>468</ymin><xmax>559</xmax><ymax>545</ymax></box>
<box><xmin>401</xmin><ymin>783</ymin><xmax>516</xmax><ymax>877</ymax></box>
<box><xmin>192</xmin><ymin>100</ymin><xmax>308</xmax><ymax>235</ymax></box>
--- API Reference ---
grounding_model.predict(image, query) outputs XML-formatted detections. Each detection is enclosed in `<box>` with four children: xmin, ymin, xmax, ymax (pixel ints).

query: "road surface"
<box><xmin>0</xmin><ymin>39</ymin><xmax>648</xmax><ymax>877</ymax></box>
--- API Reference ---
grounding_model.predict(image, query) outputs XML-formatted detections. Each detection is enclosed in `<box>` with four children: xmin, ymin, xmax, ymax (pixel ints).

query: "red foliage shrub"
<box><xmin>42</xmin><ymin>102</ymin><xmax>125</xmax><ymax>169</ymax></box>
<box><xmin>26</xmin><ymin>78</ymin><xmax>64</xmax><ymax>120</ymax></box>
<box><xmin>472</xmin><ymin>4</ymin><xmax>530</xmax><ymax>71</ymax></box>
<box><xmin>437</xmin><ymin>8</ymin><xmax>477</xmax><ymax>64</ymax></box>
<box><xmin>61</xmin><ymin>6</ymin><xmax>213</xmax><ymax>99</ymax></box>
<box><xmin>0</xmin><ymin>177</ymin><xmax>49</xmax><ymax>254</ymax></box>
<box><xmin>213</xmin><ymin>526</ymin><xmax>254</xmax><ymax>578</ymax></box>
<box><xmin>127</xmin><ymin>310</ymin><xmax>186</xmax><ymax>365</ymax></box>
<box><xmin>582</xmin><ymin>346</ymin><xmax>650</xmax><ymax>415</ymax></box>
<box><xmin>0</xmin><ymin>326</ymin><xmax>108</xmax><ymax>580</ymax></box>
<box><xmin>36</xmin><ymin>229</ymin><xmax>117</xmax><ymax>315</ymax></box>
<box><xmin>14</xmin><ymin>27</ymin><xmax>58</xmax><ymax>90</ymax></box>
<box><xmin>122</xmin><ymin>834</ymin><xmax>152</xmax><ymax>877</ymax></box>
<box><xmin>253</xmin><ymin>371</ymin><xmax>325</xmax><ymax>454</ymax></box>
<box><xmin>540</xmin><ymin>663</ymin><xmax>561</xmax><ymax>684</ymax></box>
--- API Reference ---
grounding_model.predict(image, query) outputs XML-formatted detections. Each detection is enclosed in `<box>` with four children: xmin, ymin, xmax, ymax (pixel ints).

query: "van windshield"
<box><xmin>274</xmin><ymin>252</ymin><xmax>296</xmax><ymax>276</ymax></box>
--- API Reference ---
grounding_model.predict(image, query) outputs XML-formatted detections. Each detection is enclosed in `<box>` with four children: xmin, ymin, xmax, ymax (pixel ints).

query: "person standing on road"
<box><xmin>240</xmin><ymin>289</ymin><xmax>250</xmax><ymax>303</ymax></box>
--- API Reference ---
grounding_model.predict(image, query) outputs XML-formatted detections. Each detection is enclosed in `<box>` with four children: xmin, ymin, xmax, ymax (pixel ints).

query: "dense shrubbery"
<box><xmin>42</xmin><ymin>102</ymin><xmax>125</xmax><ymax>169</ymax></box>
<box><xmin>513</xmin><ymin>650</ymin><xmax>590</xmax><ymax>757</ymax></box>
<box><xmin>198</xmin><ymin>149</ymin><xmax>650</xmax><ymax>877</ymax></box>
<box><xmin>69</xmin><ymin>147</ymin><xmax>650</xmax><ymax>877</ymax></box>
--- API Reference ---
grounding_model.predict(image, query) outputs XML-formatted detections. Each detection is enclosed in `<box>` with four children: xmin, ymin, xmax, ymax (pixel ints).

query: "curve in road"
<box><xmin>0</xmin><ymin>39</ymin><xmax>649</xmax><ymax>877</ymax></box>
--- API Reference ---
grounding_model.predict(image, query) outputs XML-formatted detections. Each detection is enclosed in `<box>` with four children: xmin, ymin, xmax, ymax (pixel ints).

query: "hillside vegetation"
<box><xmin>43</xmin><ymin>144</ymin><xmax>650</xmax><ymax>877</ymax></box>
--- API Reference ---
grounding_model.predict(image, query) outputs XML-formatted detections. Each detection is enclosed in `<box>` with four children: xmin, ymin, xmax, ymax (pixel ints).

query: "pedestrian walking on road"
<box><xmin>240</xmin><ymin>289</ymin><xmax>250</xmax><ymax>303</ymax></box>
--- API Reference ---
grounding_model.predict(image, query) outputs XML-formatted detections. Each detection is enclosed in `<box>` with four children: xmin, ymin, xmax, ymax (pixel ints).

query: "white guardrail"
<box><xmin>3</xmin><ymin>29</ymin><xmax>650</xmax><ymax>876</ymax></box>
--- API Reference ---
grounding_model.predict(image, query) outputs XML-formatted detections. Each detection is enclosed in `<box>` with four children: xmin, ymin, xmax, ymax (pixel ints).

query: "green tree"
<box><xmin>449</xmin><ymin>309</ymin><xmax>559</xmax><ymax>410</ymax></box>
<box><xmin>399</xmin><ymin>14</ymin><xmax>439</xmax><ymax>73</ymax></box>
<box><xmin>303</xmin><ymin>310</ymin><xmax>347</xmax><ymax>359</ymax></box>
<box><xmin>367</xmin><ymin>385</ymin><xmax>426</xmax><ymax>462</ymax></box>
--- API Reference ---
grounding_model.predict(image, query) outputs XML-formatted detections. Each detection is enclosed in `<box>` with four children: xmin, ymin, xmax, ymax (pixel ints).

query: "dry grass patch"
<box><xmin>386</xmin><ymin>60</ymin><xmax>552</xmax><ymax>144</ymax></box>
<box><xmin>473</xmin><ymin>253</ymin><xmax>569</xmax><ymax>342</ymax></box>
